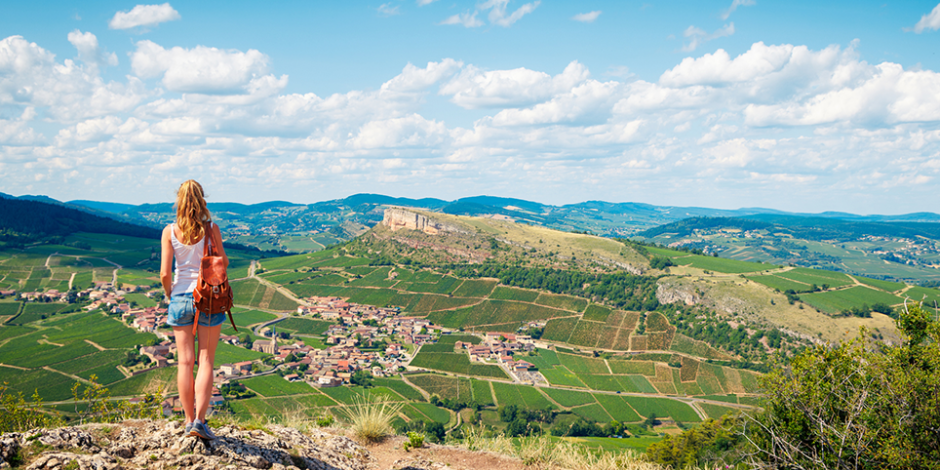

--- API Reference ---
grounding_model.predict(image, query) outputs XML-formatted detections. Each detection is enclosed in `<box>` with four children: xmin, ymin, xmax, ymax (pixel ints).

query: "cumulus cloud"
<box><xmin>682</xmin><ymin>23</ymin><xmax>734</xmax><ymax>52</ymax></box>
<box><xmin>572</xmin><ymin>11</ymin><xmax>601</xmax><ymax>23</ymax></box>
<box><xmin>417</xmin><ymin>0</ymin><xmax>437</xmax><ymax>5</ymax></box>
<box><xmin>0</xmin><ymin>35</ymin><xmax>147</xmax><ymax>121</ymax></box>
<box><xmin>6</xmin><ymin>32</ymin><xmax>940</xmax><ymax>213</ymax></box>
<box><xmin>131</xmin><ymin>40</ymin><xmax>283</xmax><ymax>95</ymax></box>
<box><xmin>721</xmin><ymin>0</ymin><xmax>755</xmax><ymax>20</ymax></box>
<box><xmin>911</xmin><ymin>3</ymin><xmax>940</xmax><ymax>33</ymax></box>
<box><xmin>109</xmin><ymin>3</ymin><xmax>181</xmax><ymax>30</ymax></box>
<box><xmin>67</xmin><ymin>30</ymin><xmax>118</xmax><ymax>70</ymax></box>
<box><xmin>441</xmin><ymin>60</ymin><xmax>589</xmax><ymax>109</ymax></box>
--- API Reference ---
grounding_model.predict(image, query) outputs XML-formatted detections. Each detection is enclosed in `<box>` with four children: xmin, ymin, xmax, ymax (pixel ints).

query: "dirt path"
<box><xmin>0</xmin><ymin>363</ymin><xmax>30</xmax><ymax>371</ymax></box>
<box><xmin>42</xmin><ymin>366</ymin><xmax>92</xmax><ymax>385</ymax></box>
<box><xmin>45</xmin><ymin>253</ymin><xmax>58</xmax><ymax>268</ymax></box>
<box><xmin>84</xmin><ymin>339</ymin><xmax>106</xmax><ymax>351</ymax></box>
<box><xmin>401</xmin><ymin>374</ymin><xmax>431</xmax><ymax>401</ymax></box>
<box><xmin>251</xmin><ymin>261</ymin><xmax>309</xmax><ymax>307</ymax></box>
<box><xmin>68</xmin><ymin>272</ymin><xmax>76</xmax><ymax>290</ymax></box>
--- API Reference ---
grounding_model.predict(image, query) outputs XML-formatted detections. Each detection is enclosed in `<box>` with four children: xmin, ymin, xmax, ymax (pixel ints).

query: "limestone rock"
<box><xmin>382</xmin><ymin>208</ymin><xmax>466</xmax><ymax>236</ymax></box>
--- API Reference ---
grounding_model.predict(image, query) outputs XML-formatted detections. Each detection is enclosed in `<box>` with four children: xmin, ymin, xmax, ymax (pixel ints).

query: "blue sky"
<box><xmin>2</xmin><ymin>1</ymin><xmax>940</xmax><ymax>213</ymax></box>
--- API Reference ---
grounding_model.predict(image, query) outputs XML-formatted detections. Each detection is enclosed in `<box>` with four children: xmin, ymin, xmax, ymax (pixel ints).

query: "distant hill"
<box><xmin>639</xmin><ymin>215</ymin><xmax>940</xmax><ymax>242</ymax></box>
<box><xmin>0</xmin><ymin>197</ymin><xmax>161</xmax><ymax>240</ymax></box>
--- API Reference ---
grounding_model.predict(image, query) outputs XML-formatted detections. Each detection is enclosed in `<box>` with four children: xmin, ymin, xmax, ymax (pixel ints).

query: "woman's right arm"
<box><xmin>160</xmin><ymin>226</ymin><xmax>174</xmax><ymax>299</ymax></box>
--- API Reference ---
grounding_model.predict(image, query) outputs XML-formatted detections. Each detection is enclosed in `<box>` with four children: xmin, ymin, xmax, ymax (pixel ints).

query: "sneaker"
<box><xmin>183</xmin><ymin>422</ymin><xmax>194</xmax><ymax>435</ymax></box>
<box><xmin>190</xmin><ymin>420</ymin><xmax>217</xmax><ymax>440</ymax></box>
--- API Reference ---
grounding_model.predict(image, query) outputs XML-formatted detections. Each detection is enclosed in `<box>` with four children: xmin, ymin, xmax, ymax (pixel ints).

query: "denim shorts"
<box><xmin>167</xmin><ymin>292</ymin><xmax>226</xmax><ymax>328</ymax></box>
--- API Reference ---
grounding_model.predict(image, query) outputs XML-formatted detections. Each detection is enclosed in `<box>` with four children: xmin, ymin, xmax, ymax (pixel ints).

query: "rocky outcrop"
<box><xmin>656</xmin><ymin>281</ymin><xmax>702</xmax><ymax>306</ymax></box>
<box><xmin>1</xmin><ymin>420</ymin><xmax>530</xmax><ymax>470</ymax></box>
<box><xmin>382</xmin><ymin>208</ymin><xmax>466</xmax><ymax>236</ymax></box>
<box><xmin>1</xmin><ymin>421</ymin><xmax>370</xmax><ymax>470</ymax></box>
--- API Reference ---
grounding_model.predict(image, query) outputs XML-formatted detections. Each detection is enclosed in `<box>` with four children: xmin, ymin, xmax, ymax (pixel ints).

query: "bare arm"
<box><xmin>160</xmin><ymin>226</ymin><xmax>174</xmax><ymax>298</ymax></box>
<box><xmin>211</xmin><ymin>223</ymin><xmax>229</xmax><ymax>268</ymax></box>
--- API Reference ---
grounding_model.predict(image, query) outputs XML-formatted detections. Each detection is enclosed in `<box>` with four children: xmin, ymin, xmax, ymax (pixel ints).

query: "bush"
<box><xmin>403</xmin><ymin>432</ymin><xmax>425</xmax><ymax>452</ymax></box>
<box><xmin>747</xmin><ymin>303</ymin><xmax>940</xmax><ymax>469</ymax></box>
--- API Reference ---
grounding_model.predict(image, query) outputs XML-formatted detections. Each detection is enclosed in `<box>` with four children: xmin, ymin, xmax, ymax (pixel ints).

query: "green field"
<box><xmin>241</xmin><ymin>374</ymin><xmax>316</xmax><ymax>397</ymax></box>
<box><xmin>409</xmin><ymin>351</ymin><xmax>509</xmax><ymax>379</ymax></box>
<box><xmin>275</xmin><ymin>317</ymin><xmax>333</xmax><ymax>336</ymax></box>
<box><xmin>542</xmin><ymin>388</ymin><xmax>597</xmax><ymax>408</ymax></box>
<box><xmin>407</xmin><ymin>374</ymin><xmax>472</xmax><ymax>401</ymax></box>
<box><xmin>489</xmin><ymin>286</ymin><xmax>540</xmax><ymax>302</ymax></box>
<box><xmin>675</xmin><ymin>255</ymin><xmax>773</xmax><ymax>274</ymax></box>
<box><xmin>776</xmin><ymin>268</ymin><xmax>853</xmax><ymax>288</ymax></box>
<box><xmin>800</xmin><ymin>286</ymin><xmax>904</xmax><ymax>314</ymax></box>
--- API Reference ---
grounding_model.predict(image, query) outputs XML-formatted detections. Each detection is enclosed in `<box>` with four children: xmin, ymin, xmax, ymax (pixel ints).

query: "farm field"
<box><xmin>799</xmin><ymin>286</ymin><xmax>904</xmax><ymax>314</ymax></box>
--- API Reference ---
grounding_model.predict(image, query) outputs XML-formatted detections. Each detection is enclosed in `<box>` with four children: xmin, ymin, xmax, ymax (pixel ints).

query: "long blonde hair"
<box><xmin>175</xmin><ymin>180</ymin><xmax>211</xmax><ymax>244</ymax></box>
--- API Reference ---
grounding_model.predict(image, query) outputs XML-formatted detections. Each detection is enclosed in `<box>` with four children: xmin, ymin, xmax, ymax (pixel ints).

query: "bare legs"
<box><xmin>172</xmin><ymin>323</ymin><xmax>221</xmax><ymax>423</ymax></box>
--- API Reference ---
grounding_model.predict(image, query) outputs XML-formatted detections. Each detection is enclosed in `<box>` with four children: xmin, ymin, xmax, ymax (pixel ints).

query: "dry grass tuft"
<box><xmin>342</xmin><ymin>393</ymin><xmax>403</xmax><ymax>444</ymax></box>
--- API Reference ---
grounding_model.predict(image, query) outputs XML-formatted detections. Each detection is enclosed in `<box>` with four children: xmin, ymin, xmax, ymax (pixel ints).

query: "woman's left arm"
<box><xmin>213</xmin><ymin>223</ymin><xmax>229</xmax><ymax>268</ymax></box>
<box><xmin>160</xmin><ymin>226</ymin><xmax>174</xmax><ymax>298</ymax></box>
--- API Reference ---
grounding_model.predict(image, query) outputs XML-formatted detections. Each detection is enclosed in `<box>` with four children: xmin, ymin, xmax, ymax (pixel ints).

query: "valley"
<box><xmin>2</xmin><ymin>203</ymin><xmax>936</xmax><ymax>456</ymax></box>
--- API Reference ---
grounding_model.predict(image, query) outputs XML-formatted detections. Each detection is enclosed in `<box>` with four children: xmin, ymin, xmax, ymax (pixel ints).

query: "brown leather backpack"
<box><xmin>192</xmin><ymin>222</ymin><xmax>236</xmax><ymax>334</ymax></box>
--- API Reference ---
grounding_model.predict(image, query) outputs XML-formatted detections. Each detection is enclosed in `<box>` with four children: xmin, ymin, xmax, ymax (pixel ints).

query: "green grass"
<box><xmin>372</xmin><ymin>377</ymin><xmax>426</xmax><ymax>402</ymax></box>
<box><xmin>214</xmin><ymin>343</ymin><xmax>268</xmax><ymax>364</ymax></box>
<box><xmin>747</xmin><ymin>274</ymin><xmax>813</xmax><ymax>292</ymax></box>
<box><xmin>594</xmin><ymin>394</ymin><xmax>642</xmax><ymax>422</ymax></box>
<box><xmin>426</xmin><ymin>300</ymin><xmax>570</xmax><ymax>330</ymax></box>
<box><xmin>489</xmin><ymin>286</ymin><xmax>540</xmax><ymax>302</ymax></box>
<box><xmin>242</xmin><ymin>374</ymin><xmax>315</xmax><ymax>397</ymax></box>
<box><xmin>799</xmin><ymin>286</ymin><xmax>904</xmax><ymax>314</ymax></box>
<box><xmin>107</xmin><ymin>367</ymin><xmax>177</xmax><ymax>397</ymax></box>
<box><xmin>275</xmin><ymin>317</ymin><xmax>333</xmax><ymax>336</ymax></box>
<box><xmin>451</xmin><ymin>279</ymin><xmax>497</xmax><ymax>298</ymax></box>
<box><xmin>699</xmin><ymin>403</ymin><xmax>739</xmax><ymax>419</ymax></box>
<box><xmin>540</xmin><ymin>367</ymin><xmax>589</xmax><ymax>388</ymax></box>
<box><xmin>0</xmin><ymin>367</ymin><xmax>77</xmax><ymax>401</ymax></box>
<box><xmin>623</xmin><ymin>396</ymin><xmax>701</xmax><ymax>422</ymax></box>
<box><xmin>409</xmin><ymin>402</ymin><xmax>451</xmax><ymax>424</ymax></box>
<box><xmin>607</xmin><ymin>360</ymin><xmax>655</xmax><ymax>376</ymax></box>
<box><xmin>491</xmin><ymin>382</ymin><xmax>554</xmax><ymax>410</ymax></box>
<box><xmin>852</xmin><ymin>276</ymin><xmax>906</xmax><ymax>292</ymax></box>
<box><xmin>535</xmin><ymin>293</ymin><xmax>588</xmax><ymax>312</ymax></box>
<box><xmin>470</xmin><ymin>379</ymin><xmax>495</xmax><ymax>406</ymax></box>
<box><xmin>675</xmin><ymin>256</ymin><xmax>773</xmax><ymax>274</ymax></box>
<box><xmin>777</xmin><ymin>267</ymin><xmax>854</xmax><ymax>288</ymax></box>
<box><xmin>409</xmin><ymin>352</ymin><xmax>509</xmax><ymax>379</ymax></box>
<box><xmin>542</xmin><ymin>317</ymin><xmax>578</xmax><ymax>342</ymax></box>
<box><xmin>407</xmin><ymin>374</ymin><xmax>472</xmax><ymax>401</ymax></box>
<box><xmin>570</xmin><ymin>403</ymin><xmax>613</xmax><ymax>423</ymax></box>
<box><xmin>903</xmin><ymin>286</ymin><xmax>940</xmax><ymax>306</ymax></box>
<box><xmin>319</xmin><ymin>386</ymin><xmax>364</xmax><ymax>404</ymax></box>
<box><xmin>542</xmin><ymin>388</ymin><xmax>597</xmax><ymax>408</ymax></box>
<box><xmin>582</xmin><ymin>304</ymin><xmax>612</xmax><ymax>322</ymax></box>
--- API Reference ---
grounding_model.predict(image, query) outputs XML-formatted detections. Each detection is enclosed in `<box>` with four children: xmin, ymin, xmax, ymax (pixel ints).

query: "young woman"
<box><xmin>160</xmin><ymin>180</ymin><xmax>228</xmax><ymax>440</ymax></box>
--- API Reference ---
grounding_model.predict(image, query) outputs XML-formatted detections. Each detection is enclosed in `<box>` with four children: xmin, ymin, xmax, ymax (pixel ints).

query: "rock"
<box><xmin>656</xmin><ymin>281</ymin><xmax>701</xmax><ymax>306</ymax></box>
<box><xmin>382</xmin><ymin>208</ymin><xmax>467</xmax><ymax>236</ymax></box>
<box><xmin>388</xmin><ymin>457</ymin><xmax>448</xmax><ymax>470</ymax></box>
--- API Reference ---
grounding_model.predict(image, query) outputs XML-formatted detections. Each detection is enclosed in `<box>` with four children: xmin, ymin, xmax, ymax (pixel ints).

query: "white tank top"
<box><xmin>170</xmin><ymin>223</ymin><xmax>207</xmax><ymax>296</ymax></box>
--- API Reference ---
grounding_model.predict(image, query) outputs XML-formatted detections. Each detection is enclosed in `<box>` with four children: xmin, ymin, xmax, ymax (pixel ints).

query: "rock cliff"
<box><xmin>382</xmin><ymin>208</ymin><xmax>466</xmax><ymax>236</ymax></box>
<box><xmin>0</xmin><ymin>420</ymin><xmax>523</xmax><ymax>470</ymax></box>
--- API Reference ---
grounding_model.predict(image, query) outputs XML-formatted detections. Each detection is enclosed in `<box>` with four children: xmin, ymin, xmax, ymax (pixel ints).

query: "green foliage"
<box><xmin>645</xmin><ymin>415</ymin><xmax>745</xmax><ymax>468</ymax></box>
<box><xmin>0</xmin><ymin>382</ymin><xmax>63</xmax><ymax>432</ymax></box>
<box><xmin>403</xmin><ymin>431</ymin><xmax>425</xmax><ymax>451</ymax></box>
<box><xmin>748</xmin><ymin>303</ymin><xmax>940</xmax><ymax>469</ymax></box>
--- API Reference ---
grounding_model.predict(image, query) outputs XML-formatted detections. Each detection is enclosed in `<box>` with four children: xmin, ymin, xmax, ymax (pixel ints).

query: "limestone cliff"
<box><xmin>382</xmin><ymin>208</ymin><xmax>466</xmax><ymax>236</ymax></box>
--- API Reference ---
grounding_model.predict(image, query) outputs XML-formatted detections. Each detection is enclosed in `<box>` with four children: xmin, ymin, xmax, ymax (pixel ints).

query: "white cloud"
<box><xmin>381</xmin><ymin>59</ymin><xmax>463</xmax><ymax>93</ymax></box>
<box><xmin>67</xmin><ymin>30</ymin><xmax>118</xmax><ymax>70</ymax></box>
<box><xmin>912</xmin><ymin>3</ymin><xmax>940</xmax><ymax>33</ymax></box>
<box><xmin>482</xmin><ymin>0</ymin><xmax>540</xmax><ymax>27</ymax></box>
<box><xmin>131</xmin><ymin>40</ymin><xmax>280</xmax><ymax>94</ymax></box>
<box><xmin>378</xmin><ymin>3</ymin><xmax>400</xmax><ymax>16</ymax></box>
<box><xmin>440</xmin><ymin>11</ymin><xmax>484</xmax><ymax>27</ymax></box>
<box><xmin>417</xmin><ymin>0</ymin><xmax>437</xmax><ymax>5</ymax></box>
<box><xmin>0</xmin><ymin>35</ymin><xmax>147</xmax><ymax>121</ymax></box>
<box><xmin>572</xmin><ymin>11</ymin><xmax>601</xmax><ymax>23</ymax></box>
<box><xmin>721</xmin><ymin>0</ymin><xmax>755</xmax><ymax>20</ymax></box>
<box><xmin>109</xmin><ymin>3</ymin><xmax>181</xmax><ymax>30</ymax></box>
<box><xmin>441</xmin><ymin>60</ymin><xmax>589</xmax><ymax>109</ymax></box>
<box><xmin>682</xmin><ymin>23</ymin><xmax>734</xmax><ymax>52</ymax></box>
<box><xmin>441</xmin><ymin>0</ymin><xmax>539</xmax><ymax>28</ymax></box>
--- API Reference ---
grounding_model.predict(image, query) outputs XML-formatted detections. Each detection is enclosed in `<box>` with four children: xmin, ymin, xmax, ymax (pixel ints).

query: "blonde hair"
<box><xmin>175</xmin><ymin>180</ymin><xmax>211</xmax><ymax>244</ymax></box>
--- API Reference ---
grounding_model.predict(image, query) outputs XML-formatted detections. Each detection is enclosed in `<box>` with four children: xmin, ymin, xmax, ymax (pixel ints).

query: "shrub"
<box><xmin>403</xmin><ymin>432</ymin><xmax>425</xmax><ymax>452</ymax></box>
